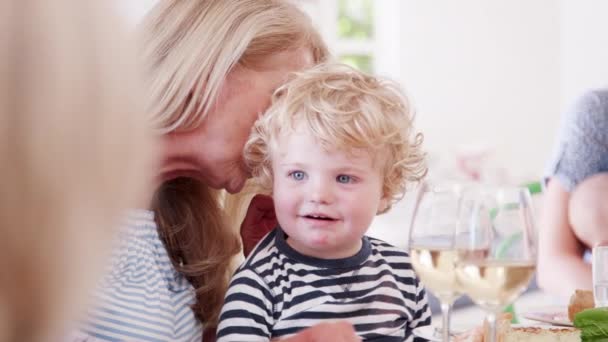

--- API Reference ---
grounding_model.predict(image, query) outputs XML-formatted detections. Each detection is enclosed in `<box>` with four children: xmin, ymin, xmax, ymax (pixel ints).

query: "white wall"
<box><xmin>398</xmin><ymin>0</ymin><xmax>561</xmax><ymax>183</ymax></box>
<box><xmin>560</xmin><ymin>0</ymin><xmax>608</xmax><ymax>108</ymax></box>
<box><xmin>370</xmin><ymin>1</ymin><xmax>608</xmax><ymax>246</ymax></box>
<box><xmin>370</xmin><ymin>1</ymin><xmax>563</xmax><ymax>244</ymax></box>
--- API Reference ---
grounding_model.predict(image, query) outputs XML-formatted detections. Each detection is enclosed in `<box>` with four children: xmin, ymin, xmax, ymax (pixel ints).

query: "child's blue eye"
<box><xmin>290</xmin><ymin>171</ymin><xmax>306</xmax><ymax>181</ymax></box>
<box><xmin>336</xmin><ymin>175</ymin><xmax>352</xmax><ymax>184</ymax></box>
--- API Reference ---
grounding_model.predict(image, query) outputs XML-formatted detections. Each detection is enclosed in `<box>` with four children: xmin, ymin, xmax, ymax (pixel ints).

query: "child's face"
<box><xmin>271</xmin><ymin>125</ymin><xmax>386</xmax><ymax>259</ymax></box>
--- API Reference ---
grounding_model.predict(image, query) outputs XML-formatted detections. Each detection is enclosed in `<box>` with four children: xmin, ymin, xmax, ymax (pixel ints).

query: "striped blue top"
<box><xmin>217</xmin><ymin>228</ymin><xmax>431</xmax><ymax>342</ymax></box>
<box><xmin>76</xmin><ymin>210</ymin><xmax>203</xmax><ymax>341</ymax></box>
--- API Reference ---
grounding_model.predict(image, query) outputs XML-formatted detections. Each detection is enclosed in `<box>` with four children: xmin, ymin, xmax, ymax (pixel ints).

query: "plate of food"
<box><xmin>439</xmin><ymin>314</ymin><xmax>581</xmax><ymax>342</ymax></box>
<box><xmin>522</xmin><ymin>309</ymin><xmax>572</xmax><ymax>327</ymax></box>
<box><xmin>523</xmin><ymin>289</ymin><xmax>594</xmax><ymax>327</ymax></box>
<box><xmin>413</xmin><ymin>323</ymin><xmax>582</xmax><ymax>341</ymax></box>
<box><xmin>505</xmin><ymin>324</ymin><xmax>580</xmax><ymax>341</ymax></box>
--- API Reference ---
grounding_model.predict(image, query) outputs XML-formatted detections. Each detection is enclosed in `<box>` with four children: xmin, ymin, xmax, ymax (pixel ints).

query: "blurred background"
<box><xmin>117</xmin><ymin>0</ymin><xmax>608</xmax><ymax>248</ymax></box>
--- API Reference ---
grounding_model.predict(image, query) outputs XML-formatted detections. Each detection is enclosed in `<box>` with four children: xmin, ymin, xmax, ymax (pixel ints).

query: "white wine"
<box><xmin>410</xmin><ymin>247</ymin><xmax>460</xmax><ymax>303</ymax></box>
<box><xmin>455</xmin><ymin>260</ymin><xmax>535</xmax><ymax>312</ymax></box>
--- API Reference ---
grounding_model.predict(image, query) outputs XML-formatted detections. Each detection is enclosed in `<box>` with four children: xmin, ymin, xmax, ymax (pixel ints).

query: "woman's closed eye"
<box><xmin>288</xmin><ymin>170</ymin><xmax>307</xmax><ymax>181</ymax></box>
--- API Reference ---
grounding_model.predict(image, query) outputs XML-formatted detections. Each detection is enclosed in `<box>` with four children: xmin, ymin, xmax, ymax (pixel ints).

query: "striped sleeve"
<box><xmin>217</xmin><ymin>269</ymin><xmax>275</xmax><ymax>342</ymax></box>
<box><xmin>74</xmin><ymin>211</ymin><xmax>202</xmax><ymax>341</ymax></box>
<box><xmin>408</xmin><ymin>277</ymin><xmax>432</xmax><ymax>330</ymax></box>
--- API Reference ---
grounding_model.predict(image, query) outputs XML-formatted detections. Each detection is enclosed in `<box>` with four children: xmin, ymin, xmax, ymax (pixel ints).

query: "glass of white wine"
<box><xmin>455</xmin><ymin>186</ymin><xmax>537</xmax><ymax>342</ymax></box>
<box><xmin>409</xmin><ymin>180</ymin><xmax>464</xmax><ymax>342</ymax></box>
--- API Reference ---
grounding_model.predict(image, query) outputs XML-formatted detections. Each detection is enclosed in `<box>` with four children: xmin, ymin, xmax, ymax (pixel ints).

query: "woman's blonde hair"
<box><xmin>0</xmin><ymin>0</ymin><xmax>154</xmax><ymax>341</ymax></box>
<box><xmin>245</xmin><ymin>63</ymin><xmax>427</xmax><ymax>213</ymax></box>
<box><xmin>140</xmin><ymin>0</ymin><xmax>328</xmax><ymax>329</ymax></box>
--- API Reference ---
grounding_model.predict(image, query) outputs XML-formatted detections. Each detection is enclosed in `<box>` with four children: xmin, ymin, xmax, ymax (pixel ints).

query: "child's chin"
<box><xmin>309</xmin><ymin>233</ymin><xmax>331</xmax><ymax>246</ymax></box>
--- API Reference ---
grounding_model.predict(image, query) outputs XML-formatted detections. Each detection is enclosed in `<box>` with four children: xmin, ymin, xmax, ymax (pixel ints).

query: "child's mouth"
<box><xmin>303</xmin><ymin>214</ymin><xmax>336</xmax><ymax>221</ymax></box>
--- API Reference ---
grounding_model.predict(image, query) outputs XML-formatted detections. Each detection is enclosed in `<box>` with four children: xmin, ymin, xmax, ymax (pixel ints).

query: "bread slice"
<box><xmin>568</xmin><ymin>289</ymin><xmax>594</xmax><ymax>321</ymax></box>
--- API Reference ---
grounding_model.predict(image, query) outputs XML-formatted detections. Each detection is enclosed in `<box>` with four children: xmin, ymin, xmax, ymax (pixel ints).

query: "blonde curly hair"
<box><xmin>244</xmin><ymin>63</ymin><xmax>427</xmax><ymax>213</ymax></box>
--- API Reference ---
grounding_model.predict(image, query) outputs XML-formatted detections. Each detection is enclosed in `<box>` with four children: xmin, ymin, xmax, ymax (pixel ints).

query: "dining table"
<box><xmin>440</xmin><ymin>288</ymin><xmax>571</xmax><ymax>332</ymax></box>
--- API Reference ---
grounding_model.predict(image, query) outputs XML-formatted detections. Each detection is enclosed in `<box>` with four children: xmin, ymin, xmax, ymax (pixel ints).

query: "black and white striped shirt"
<box><xmin>217</xmin><ymin>228</ymin><xmax>431</xmax><ymax>341</ymax></box>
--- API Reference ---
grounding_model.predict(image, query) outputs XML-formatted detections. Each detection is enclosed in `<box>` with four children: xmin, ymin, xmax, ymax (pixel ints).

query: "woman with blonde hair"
<box><xmin>77</xmin><ymin>1</ymin><xmax>360</xmax><ymax>341</ymax></box>
<box><xmin>0</xmin><ymin>0</ymin><xmax>154</xmax><ymax>341</ymax></box>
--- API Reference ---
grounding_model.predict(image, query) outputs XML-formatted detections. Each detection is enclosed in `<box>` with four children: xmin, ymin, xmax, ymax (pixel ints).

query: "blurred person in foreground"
<box><xmin>538</xmin><ymin>89</ymin><xmax>608</xmax><ymax>297</ymax></box>
<box><xmin>74</xmin><ymin>1</ymin><xmax>360</xmax><ymax>341</ymax></box>
<box><xmin>0</xmin><ymin>0</ymin><xmax>155</xmax><ymax>341</ymax></box>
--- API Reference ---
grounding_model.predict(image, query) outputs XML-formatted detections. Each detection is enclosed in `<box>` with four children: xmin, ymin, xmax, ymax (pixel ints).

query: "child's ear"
<box><xmin>377</xmin><ymin>196</ymin><xmax>389</xmax><ymax>215</ymax></box>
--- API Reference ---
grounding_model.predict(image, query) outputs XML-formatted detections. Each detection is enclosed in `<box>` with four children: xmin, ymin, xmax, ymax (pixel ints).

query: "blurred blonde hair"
<box><xmin>140</xmin><ymin>0</ymin><xmax>328</xmax><ymax>329</ymax></box>
<box><xmin>245</xmin><ymin>63</ymin><xmax>427</xmax><ymax>213</ymax></box>
<box><xmin>0</xmin><ymin>0</ymin><xmax>155</xmax><ymax>341</ymax></box>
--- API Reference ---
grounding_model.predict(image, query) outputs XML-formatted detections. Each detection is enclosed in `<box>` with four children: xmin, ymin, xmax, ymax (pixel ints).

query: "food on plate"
<box><xmin>454</xmin><ymin>313</ymin><xmax>581</xmax><ymax>342</ymax></box>
<box><xmin>568</xmin><ymin>289</ymin><xmax>594</xmax><ymax>322</ymax></box>
<box><xmin>573</xmin><ymin>307</ymin><xmax>608</xmax><ymax>341</ymax></box>
<box><xmin>523</xmin><ymin>310</ymin><xmax>571</xmax><ymax>325</ymax></box>
<box><xmin>505</xmin><ymin>326</ymin><xmax>580</xmax><ymax>342</ymax></box>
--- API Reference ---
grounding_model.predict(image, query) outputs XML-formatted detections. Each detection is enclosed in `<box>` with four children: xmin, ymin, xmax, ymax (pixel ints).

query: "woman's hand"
<box><xmin>279</xmin><ymin>322</ymin><xmax>360</xmax><ymax>342</ymax></box>
<box><xmin>240</xmin><ymin>194</ymin><xmax>277</xmax><ymax>257</ymax></box>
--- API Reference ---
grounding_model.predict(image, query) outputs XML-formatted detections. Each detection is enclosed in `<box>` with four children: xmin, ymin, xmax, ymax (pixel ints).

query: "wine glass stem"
<box><xmin>440</xmin><ymin>302</ymin><xmax>452</xmax><ymax>342</ymax></box>
<box><xmin>486</xmin><ymin>312</ymin><xmax>497</xmax><ymax>342</ymax></box>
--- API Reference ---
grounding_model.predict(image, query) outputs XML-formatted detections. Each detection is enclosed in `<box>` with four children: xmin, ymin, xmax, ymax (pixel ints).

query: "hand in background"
<box><xmin>279</xmin><ymin>322</ymin><xmax>360</xmax><ymax>342</ymax></box>
<box><xmin>240</xmin><ymin>194</ymin><xmax>277</xmax><ymax>257</ymax></box>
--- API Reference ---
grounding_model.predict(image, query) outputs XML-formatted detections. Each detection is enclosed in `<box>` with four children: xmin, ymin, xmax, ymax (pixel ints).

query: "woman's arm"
<box><xmin>537</xmin><ymin>179</ymin><xmax>591</xmax><ymax>296</ymax></box>
<box><xmin>537</xmin><ymin>90</ymin><xmax>608</xmax><ymax>296</ymax></box>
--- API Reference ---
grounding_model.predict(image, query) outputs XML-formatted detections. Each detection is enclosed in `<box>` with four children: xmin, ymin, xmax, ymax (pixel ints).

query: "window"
<box><xmin>340</xmin><ymin>54</ymin><xmax>373</xmax><ymax>73</ymax></box>
<box><xmin>336</xmin><ymin>0</ymin><xmax>374</xmax><ymax>72</ymax></box>
<box><xmin>298</xmin><ymin>0</ymin><xmax>401</xmax><ymax>77</ymax></box>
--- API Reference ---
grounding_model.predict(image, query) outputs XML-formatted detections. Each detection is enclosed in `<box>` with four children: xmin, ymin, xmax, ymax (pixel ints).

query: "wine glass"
<box><xmin>454</xmin><ymin>186</ymin><xmax>537</xmax><ymax>342</ymax></box>
<box><xmin>409</xmin><ymin>180</ymin><xmax>464</xmax><ymax>342</ymax></box>
<box><xmin>592</xmin><ymin>246</ymin><xmax>608</xmax><ymax>307</ymax></box>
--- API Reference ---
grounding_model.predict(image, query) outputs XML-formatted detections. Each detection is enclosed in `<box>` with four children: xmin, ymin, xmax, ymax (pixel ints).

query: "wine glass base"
<box><xmin>412</xmin><ymin>326</ymin><xmax>461</xmax><ymax>342</ymax></box>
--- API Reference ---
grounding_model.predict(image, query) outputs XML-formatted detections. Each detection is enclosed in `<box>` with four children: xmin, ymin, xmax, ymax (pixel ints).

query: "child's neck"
<box><xmin>286</xmin><ymin>237</ymin><xmax>363</xmax><ymax>260</ymax></box>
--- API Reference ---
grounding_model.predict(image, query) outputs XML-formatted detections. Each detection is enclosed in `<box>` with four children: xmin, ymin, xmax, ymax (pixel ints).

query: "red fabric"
<box><xmin>240</xmin><ymin>194</ymin><xmax>277</xmax><ymax>258</ymax></box>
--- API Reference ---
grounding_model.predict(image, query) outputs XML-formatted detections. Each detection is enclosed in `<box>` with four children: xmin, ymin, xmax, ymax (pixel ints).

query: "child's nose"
<box><xmin>309</xmin><ymin>178</ymin><xmax>334</xmax><ymax>204</ymax></box>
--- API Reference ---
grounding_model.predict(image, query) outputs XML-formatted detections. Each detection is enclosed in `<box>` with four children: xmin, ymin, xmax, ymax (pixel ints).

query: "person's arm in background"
<box><xmin>537</xmin><ymin>90</ymin><xmax>608</xmax><ymax>296</ymax></box>
<box><xmin>537</xmin><ymin>179</ymin><xmax>591</xmax><ymax>296</ymax></box>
